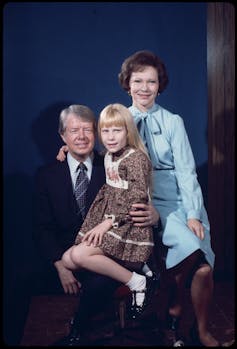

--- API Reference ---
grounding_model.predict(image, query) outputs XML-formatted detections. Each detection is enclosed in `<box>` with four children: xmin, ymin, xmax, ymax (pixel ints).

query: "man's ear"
<box><xmin>60</xmin><ymin>134</ymin><xmax>66</xmax><ymax>144</ymax></box>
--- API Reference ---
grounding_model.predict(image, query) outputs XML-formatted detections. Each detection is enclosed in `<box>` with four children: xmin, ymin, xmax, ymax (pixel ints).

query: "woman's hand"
<box><xmin>187</xmin><ymin>218</ymin><xmax>205</xmax><ymax>240</ymax></box>
<box><xmin>56</xmin><ymin>145</ymin><xmax>68</xmax><ymax>161</ymax></box>
<box><xmin>82</xmin><ymin>219</ymin><xmax>112</xmax><ymax>246</ymax></box>
<box><xmin>129</xmin><ymin>202</ymin><xmax>160</xmax><ymax>227</ymax></box>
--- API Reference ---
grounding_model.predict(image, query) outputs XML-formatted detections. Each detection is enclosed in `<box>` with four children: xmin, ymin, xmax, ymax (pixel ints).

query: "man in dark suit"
<box><xmin>33</xmin><ymin>104</ymin><xmax>159</xmax><ymax>346</ymax></box>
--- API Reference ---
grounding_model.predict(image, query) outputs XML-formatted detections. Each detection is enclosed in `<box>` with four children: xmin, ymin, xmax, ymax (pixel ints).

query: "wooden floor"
<box><xmin>20</xmin><ymin>280</ymin><xmax>235</xmax><ymax>347</ymax></box>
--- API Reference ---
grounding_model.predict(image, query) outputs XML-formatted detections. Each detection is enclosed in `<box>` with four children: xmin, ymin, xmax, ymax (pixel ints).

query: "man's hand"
<box><xmin>56</xmin><ymin>145</ymin><xmax>68</xmax><ymax>162</ymax></box>
<box><xmin>54</xmin><ymin>260</ymin><xmax>81</xmax><ymax>295</ymax></box>
<box><xmin>129</xmin><ymin>202</ymin><xmax>160</xmax><ymax>227</ymax></box>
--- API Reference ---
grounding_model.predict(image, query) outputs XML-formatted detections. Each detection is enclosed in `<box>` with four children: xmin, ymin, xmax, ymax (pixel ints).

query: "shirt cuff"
<box><xmin>104</xmin><ymin>214</ymin><xmax>119</xmax><ymax>228</ymax></box>
<box><xmin>187</xmin><ymin>209</ymin><xmax>201</xmax><ymax>221</ymax></box>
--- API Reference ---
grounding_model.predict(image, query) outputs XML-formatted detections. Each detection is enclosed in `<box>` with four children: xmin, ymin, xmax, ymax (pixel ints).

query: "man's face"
<box><xmin>61</xmin><ymin>113</ymin><xmax>95</xmax><ymax>161</ymax></box>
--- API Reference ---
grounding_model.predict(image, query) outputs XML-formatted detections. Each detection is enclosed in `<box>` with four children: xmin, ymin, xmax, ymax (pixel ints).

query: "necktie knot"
<box><xmin>77</xmin><ymin>162</ymin><xmax>87</xmax><ymax>172</ymax></box>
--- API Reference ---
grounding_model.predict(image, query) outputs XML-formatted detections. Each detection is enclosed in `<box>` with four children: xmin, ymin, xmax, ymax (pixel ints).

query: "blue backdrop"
<box><xmin>3</xmin><ymin>2</ymin><xmax>207</xmax><ymax>276</ymax></box>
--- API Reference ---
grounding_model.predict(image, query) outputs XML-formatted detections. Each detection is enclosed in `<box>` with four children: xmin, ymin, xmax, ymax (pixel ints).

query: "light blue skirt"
<box><xmin>152</xmin><ymin>170</ymin><xmax>215</xmax><ymax>269</ymax></box>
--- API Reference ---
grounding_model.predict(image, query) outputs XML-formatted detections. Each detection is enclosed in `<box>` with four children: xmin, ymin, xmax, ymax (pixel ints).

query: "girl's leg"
<box><xmin>62</xmin><ymin>246</ymin><xmax>78</xmax><ymax>270</ymax></box>
<box><xmin>64</xmin><ymin>243</ymin><xmax>149</xmax><ymax>308</ymax></box>
<box><xmin>190</xmin><ymin>265</ymin><xmax>219</xmax><ymax>346</ymax></box>
<box><xmin>70</xmin><ymin>243</ymin><xmax>132</xmax><ymax>283</ymax></box>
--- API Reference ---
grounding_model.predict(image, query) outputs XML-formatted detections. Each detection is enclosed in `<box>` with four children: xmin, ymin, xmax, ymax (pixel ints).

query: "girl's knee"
<box><xmin>62</xmin><ymin>250</ymin><xmax>72</xmax><ymax>268</ymax></box>
<box><xmin>71</xmin><ymin>245</ymin><xmax>86</xmax><ymax>267</ymax></box>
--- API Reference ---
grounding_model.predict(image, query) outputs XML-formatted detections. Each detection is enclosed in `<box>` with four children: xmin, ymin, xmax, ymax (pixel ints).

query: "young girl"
<box><xmin>62</xmin><ymin>103</ymin><xmax>158</xmax><ymax>318</ymax></box>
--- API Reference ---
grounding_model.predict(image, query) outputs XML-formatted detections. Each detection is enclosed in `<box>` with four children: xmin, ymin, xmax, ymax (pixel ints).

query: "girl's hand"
<box><xmin>56</xmin><ymin>145</ymin><xmax>68</xmax><ymax>161</ymax></box>
<box><xmin>187</xmin><ymin>218</ymin><xmax>205</xmax><ymax>240</ymax></box>
<box><xmin>82</xmin><ymin>219</ymin><xmax>112</xmax><ymax>246</ymax></box>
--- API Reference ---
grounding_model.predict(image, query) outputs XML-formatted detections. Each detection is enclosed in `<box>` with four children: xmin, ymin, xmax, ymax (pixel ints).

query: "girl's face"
<box><xmin>100</xmin><ymin>125</ymin><xmax>127</xmax><ymax>153</ymax></box>
<box><xmin>129</xmin><ymin>66</ymin><xmax>159</xmax><ymax>112</ymax></box>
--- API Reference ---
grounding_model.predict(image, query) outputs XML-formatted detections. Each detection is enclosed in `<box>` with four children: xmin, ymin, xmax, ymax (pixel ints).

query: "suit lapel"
<box><xmin>58</xmin><ymin>161</ymin><xmax>78</xmax><ymax>215</ymax></box>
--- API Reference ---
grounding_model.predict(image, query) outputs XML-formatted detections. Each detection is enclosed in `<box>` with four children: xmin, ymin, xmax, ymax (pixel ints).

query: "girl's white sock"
<box><xmin>142</xmin><ymin>263</ymin><xmax>153</xmax><ymax>277</ymax></box>
<box><xmin>126</xmin><ymin>271</ymin><xmax>146</xmax><ymax>306</ymax></box>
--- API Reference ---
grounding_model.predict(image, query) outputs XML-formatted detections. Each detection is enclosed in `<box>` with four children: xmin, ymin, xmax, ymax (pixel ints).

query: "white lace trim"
<box><xmin>78</xmin><ymin>230</ymin><xmax>154</xmax><ymax>246</ymax></box>
<box><xmin>104</xmin><ymin>149</ymin><xmax>135</xmax><ymax>189</ymax></box>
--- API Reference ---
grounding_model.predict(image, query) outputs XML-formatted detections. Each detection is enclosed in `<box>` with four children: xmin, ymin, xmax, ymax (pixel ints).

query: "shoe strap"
<box><xmin>132</xmin><ymin>289</ymin><xmax>147</xmax><ymax>307</ymax></box>
<box><xmin>132</xmin><ymin>289</ymin><xmax>146</xmax><ymax>295</ymax></box>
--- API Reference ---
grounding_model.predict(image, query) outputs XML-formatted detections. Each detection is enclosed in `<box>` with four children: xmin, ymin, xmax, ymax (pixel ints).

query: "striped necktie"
<box><xmin>75</xmin><ymin>162</ymin><xmax>89</xmax><ymax>218</ymax></box>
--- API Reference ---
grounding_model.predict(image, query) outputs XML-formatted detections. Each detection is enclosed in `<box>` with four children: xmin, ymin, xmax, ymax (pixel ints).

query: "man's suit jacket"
<box><xmin>33</xmin><ymin>151</ymin><xmax>105</xmax><ymax>266</ymax></box>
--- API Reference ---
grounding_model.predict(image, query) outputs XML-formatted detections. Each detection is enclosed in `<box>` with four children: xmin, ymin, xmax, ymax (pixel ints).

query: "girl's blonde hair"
<box><xmin>98</xmin><ymin>103</ymin><xmax>149</xmax><ymax>159</ymax></box>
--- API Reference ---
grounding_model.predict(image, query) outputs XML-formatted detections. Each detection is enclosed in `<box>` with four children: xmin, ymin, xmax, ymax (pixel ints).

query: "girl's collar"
<box><xmin>110</xmin><ymin>145</ymin><xmax>130</xmax><ymax>160</ymax></box>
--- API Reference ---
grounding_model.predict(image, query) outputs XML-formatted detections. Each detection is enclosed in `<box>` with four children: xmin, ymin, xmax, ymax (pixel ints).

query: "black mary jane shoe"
<box><xmin>130</xmin><ymin>275</ymin><xmax>159</xmax><ymax>320</ymax></box>
<box><xmin>163</xmin><ymin>314</ymin><xmax>185</xmax><ymax>347</ymax></box>
<box><xmin>52</xmin><ymin>333</ymin><xmax>81</xmax><ymax>347</ymax></box>
<box><xmin>51</xmin><ymin>322</ymin><xmax>87</xmax><ymax>347</ymax></box>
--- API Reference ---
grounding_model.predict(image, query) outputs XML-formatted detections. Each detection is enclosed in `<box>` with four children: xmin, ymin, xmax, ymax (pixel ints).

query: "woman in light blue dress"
<box><xmin>118</xmin><ymin>50</ymin><xmax>219</xmax><ymax>347</ymax></box>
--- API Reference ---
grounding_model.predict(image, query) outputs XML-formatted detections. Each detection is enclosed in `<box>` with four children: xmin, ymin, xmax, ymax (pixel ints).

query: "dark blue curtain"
<box><xmin>3</xmin><ymin>1</ymin><xmax>207</xmax><ymax>278</ymax></box>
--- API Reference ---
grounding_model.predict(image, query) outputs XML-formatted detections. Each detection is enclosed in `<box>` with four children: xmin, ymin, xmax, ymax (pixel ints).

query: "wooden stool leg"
<box><xmin>118</xmin><ymin>300</ymin><xmax>126</xmax><ymax>329</ymax></box>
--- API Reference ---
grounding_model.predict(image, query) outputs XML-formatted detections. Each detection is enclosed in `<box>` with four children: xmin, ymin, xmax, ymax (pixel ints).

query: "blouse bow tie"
<box><xmin>134</xmin><ymin>112</ymin><xmax>161</xmax><ymax>166</ymax></box>
<box><xmin>135</xmin><ymin>112</ymin><xmax>161</xmax><ymax>134</ymax></box>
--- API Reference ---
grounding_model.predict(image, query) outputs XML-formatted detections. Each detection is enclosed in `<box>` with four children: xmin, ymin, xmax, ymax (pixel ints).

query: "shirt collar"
<box><xmin>130</xmin><ymin>103</ymin><xmax>159</xmax><ymax>117</ymax></box>
<box><xmin>67</xmin><ymin>152</ymin><xmax>93</xmax><ymax>180</ymax></box>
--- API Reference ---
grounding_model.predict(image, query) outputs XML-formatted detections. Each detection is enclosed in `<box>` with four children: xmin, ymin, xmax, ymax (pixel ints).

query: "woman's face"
<box><xmin>129</xmin><ymin>66</ymin><xmax>159</xmax><ymax>112</ymax></box>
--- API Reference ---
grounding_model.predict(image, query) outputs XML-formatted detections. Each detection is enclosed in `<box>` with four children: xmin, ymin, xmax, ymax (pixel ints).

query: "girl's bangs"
<box><xmin>100</xmin><ymin>113</ymin><xmax>125</xmax><ymax>128</ymax></box>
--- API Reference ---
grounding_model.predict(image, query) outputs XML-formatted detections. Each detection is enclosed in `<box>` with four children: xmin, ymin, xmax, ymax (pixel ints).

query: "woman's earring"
<box><xmin>128</xmin><ymin>90</ymin><xmax>131</xmax><ymax>96</ymax></box>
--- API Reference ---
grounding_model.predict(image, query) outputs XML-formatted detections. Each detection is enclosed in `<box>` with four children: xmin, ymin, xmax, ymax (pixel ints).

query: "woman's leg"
<box><xmin>166</xmin><ymin>250</ymin><xmax>219</xmax><ymax>346</ymax></box>
<box><xmin>167</xmin><ymin>250</ymin><xmax>203</xmax><ymax>317</ymax></box>
<box><xmin>191</xmin><ymin>264</ymin><xmax>219</xmax><ymax>346</ymax></box>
